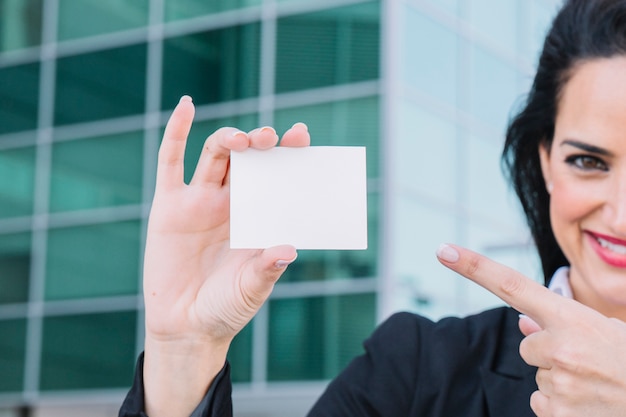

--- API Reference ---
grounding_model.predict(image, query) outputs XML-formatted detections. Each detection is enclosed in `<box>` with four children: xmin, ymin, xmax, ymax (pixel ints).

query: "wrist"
<box><xmin>143</xmin><ymin>336</ymin><xmax>230</xmax><ymax>417</ymax></box>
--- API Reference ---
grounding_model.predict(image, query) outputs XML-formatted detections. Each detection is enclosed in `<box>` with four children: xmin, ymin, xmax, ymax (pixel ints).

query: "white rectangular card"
<box><xmin>230</xmin><ymin>146</ymin><xmax>367</xmax><ymax>249</ymax></box>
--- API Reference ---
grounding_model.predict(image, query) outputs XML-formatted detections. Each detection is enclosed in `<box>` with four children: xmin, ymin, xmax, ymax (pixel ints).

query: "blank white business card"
<box><xmin>230</xmin><ymin>146</ymin><xmax>367</xmax><ymax>249</ymax></box>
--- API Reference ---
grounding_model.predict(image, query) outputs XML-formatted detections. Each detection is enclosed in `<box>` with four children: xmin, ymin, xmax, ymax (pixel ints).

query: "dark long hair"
<box><xmin>502</xmin><ymin>0</ymin><xmax>626</xmax><ymax>285</ymax></box>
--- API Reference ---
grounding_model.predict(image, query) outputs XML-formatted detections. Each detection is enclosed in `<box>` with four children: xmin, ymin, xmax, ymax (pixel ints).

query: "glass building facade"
<box><xmin>0</xmin><ymin>0</ymin><xmax>559</xmax><ymax>415</ymax></box>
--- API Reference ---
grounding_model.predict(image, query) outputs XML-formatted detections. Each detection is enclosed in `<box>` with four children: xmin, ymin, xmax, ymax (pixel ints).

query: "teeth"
<box><xmin>597</xmin><ymin>237</ymin><xmax>626</xmax><ymax>255</ymax></box>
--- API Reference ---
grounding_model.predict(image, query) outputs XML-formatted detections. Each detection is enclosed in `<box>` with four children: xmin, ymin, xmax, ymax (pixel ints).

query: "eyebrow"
<box><xmin>560</xmin><ymin>139</ymin><xmax>613</xmax><ymax>157</ymax></box>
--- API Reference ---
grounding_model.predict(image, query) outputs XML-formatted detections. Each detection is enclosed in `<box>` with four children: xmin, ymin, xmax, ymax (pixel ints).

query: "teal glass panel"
<box><xmin>54</xmin><ymin>44</ymin><xmax>147</xmax><ymax>125</ymax></box>
<box><xmin>161</xmin><ymin>23</ymin><xmax>260</xmax><ymax>110</ymax></box>
<box><xmin>468</xmin><ymin>0</ymin><xmax>517</xmax><ymax>53</ymax></box>
<box><xmin>50</xmin><ymin>131</ymin><xmax>144</xmax><ymax>212</ymax></box>
<box><xmin>402</xmin><ymin>8</ymin><xmax>457</xmax><ymax>106</ymax></box>
<box><xmin>0</xmin><ymin>318</ymin><xmax>26</xmax><ymax>392</ymax></box>
<box><xmin>275</xmin><ymin>1</ymin><xmax>380</xmax><ymax>93</ymax></box>
<box><xmin>40</xmin><ymin>311</ymin><xmax>137</xmax><ymax>390</ymax></box>
<box><xmin>274</xmin><ymin>97</ymin><xmax>379</xmax><ymax>179</ymax></box>
<box><xmin>45</xmin><ymin>221</ymin><xmax>140</xmax><ymax>300</ymax></box>
<box><xmin>0</xmin><ymin>146</ymin><xmax>35</xmax><ymax>218</ymax></box>
<box><xmin>268</xmin><ymin>293</ymin><xmax>376</xmax><ymax>381</ymax></box>
<box><xmin>164</xmin><ymin>0</ymin><xmax>261</xmax><ymax>22</ymax></box>
<box><xmin>469</xmin><ymin>45</ymin><xmax>519</xmax><ymax>132</ymax></box>
<box><xmin>0</xmin><ymin>0</ymin><xmax>42</xmax><ymax>52</ymax></box>
<box><xmin>227</xmin><ymin>321</ymin><xmax>252</xmax><ymax>383</ymax></box>
<box><xmin>0</xmin><ymin>63</ymin><xmax>39</xmax><ymax>135</ymax></box>
<box><xmin>0</xmin><ymin>232</ymin><xmax>31</xmax><ymax>304</ymax></box>
<box><xmin>280</xmin><ymin>193</ymin><xmax>378</xmax><ymax>283</ymax></box>
<box><xmin>181</xmin><ymin>114</ymin><xmax>258</xmax><ymax>184</ymax></box>
<box><xmin>57</xmin><ymin>0</ymin><xmax>149</xmax><ymax>41</ymax></box>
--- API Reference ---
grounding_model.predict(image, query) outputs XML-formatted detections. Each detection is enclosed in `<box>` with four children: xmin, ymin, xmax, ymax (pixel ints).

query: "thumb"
<box><xmin>519</xmin><ymin>314</ymin><xmax>542</xmax><ymax>336</ymax></box>
<box><xmin>241</xmin><ymin>245</ymin><xmax>297</xmax><ymax>306</ymax></box>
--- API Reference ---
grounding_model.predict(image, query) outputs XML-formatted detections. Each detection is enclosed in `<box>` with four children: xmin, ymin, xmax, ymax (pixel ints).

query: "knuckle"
<box><xmin>464</xmin><ymin>255</ymin><xmax>481</xmax><ymax>276</ymax></box>
<box><xmin>499</xmin><ymin>272</ymin><xmax>525</xmax><ymax>297</ymax></box>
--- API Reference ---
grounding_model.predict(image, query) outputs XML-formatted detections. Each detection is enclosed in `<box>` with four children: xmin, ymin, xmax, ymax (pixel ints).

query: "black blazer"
<box><xmin>119</xmin><ymin>307</ymin><xmax>537</xmax><ymax>417</ymax></box>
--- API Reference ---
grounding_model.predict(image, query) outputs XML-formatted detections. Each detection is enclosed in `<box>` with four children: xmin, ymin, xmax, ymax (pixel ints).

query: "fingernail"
<box><xmin>436</xmin><ymin>243</ymin><xmax>459</xmax><ymax>263</ymax></box>
<box><xmin>291</xmin><ymin>122</ymin><xmax>308</xmax><ymax>131</ymax></box>
<box><xmin>232</xmin><ymin>130</ymin><xmax>248</xmax><ymax>140</ymax></box>
<box><xmin>179</xmin><ymin>95</ymin><xmax>192</xmax><ymax>103</ymax></box>
<box><xmin>275</xmin><ymin>253</ymin><xmax>298</xmax><ymax>269</ymax></box>
<box><xmin>519</xmin><ymin>314</ymin><xmax>528</xmax><ymax>320</ymax></box>
<box><xmin>260</xmin><ymin>126</ymin><xmax>276</xmax><ymax>135</ymax></box>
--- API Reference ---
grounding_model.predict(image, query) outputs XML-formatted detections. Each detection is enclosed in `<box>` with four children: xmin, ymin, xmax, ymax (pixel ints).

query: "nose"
<box><xmin>607</xmin><ymin>173</ymin><xmax>626</xmax><ymax>235</ymax></box>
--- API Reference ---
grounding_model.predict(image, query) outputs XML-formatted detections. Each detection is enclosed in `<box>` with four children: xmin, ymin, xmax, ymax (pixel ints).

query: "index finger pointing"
<box><xmin>436</xmin><ymin>243</ymin><xmax>563</xmax><ymax>328</ymax></box>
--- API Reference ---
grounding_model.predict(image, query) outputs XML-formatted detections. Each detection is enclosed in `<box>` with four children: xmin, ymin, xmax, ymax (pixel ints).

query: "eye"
<box><xmin>564</xmin><ymin>154</ymin><xmax>608</xmax><ymax>171</ymax></box>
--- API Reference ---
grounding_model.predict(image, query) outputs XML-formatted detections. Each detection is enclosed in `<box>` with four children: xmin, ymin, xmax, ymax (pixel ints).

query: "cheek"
<box><xmin>549</xmin><ymin>181</ymin><xmax>591</xmax><ymax>235</ymax></box>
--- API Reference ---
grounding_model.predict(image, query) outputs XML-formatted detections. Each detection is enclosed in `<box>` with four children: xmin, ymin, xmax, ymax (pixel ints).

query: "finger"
<box><xmin>280</xmin><ymin>122</ymin><xmax>311</xmax><ymax>147</ymax></box>
<box><xmin>240</xmin><ymin>245</ymin><xmax>298</xmax><ymax>307</ymax></box>
<box><xmin>535</xmin><ymin>368</ymin><xmax>553</xmax><ymax>395</ymax></box>
<box><xmin>156</xmin><ymin>96</ymin><xmax>196</xmax><ymax>190</ymax></box>
<box><xmin>520</xmin><ymin>331</ymin><xmax>555</xmax><ymax>369</ymax></box>
<box><xmin>519</xmin><ymin>314</ymin><xmax>542</xmax><ymax>336</ymax></box>
<box><xmin>530</xmin><ymin>390</ymin><xmax>550</xmax><ymax>417</ymax></box>
<box><xmin>248</xmin><ymin>126</ymin><xmax>279</xmax><ymax>150</ymax></box>
<box><xmin>189</xmin><ymin>128</ymin><xmax>249</xmax><ymax>186</ymax></box>
<box><xmin>436</xmin><ymin>243</ymin><xmax>562</xmax><ymax>328</ymax></box>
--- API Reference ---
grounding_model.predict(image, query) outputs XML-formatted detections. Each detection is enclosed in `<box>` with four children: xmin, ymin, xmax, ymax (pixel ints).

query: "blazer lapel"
<box><xmin>480</xmin><ymin>309</ymin><xmax>537</xmax><ymax>417</ymax></box>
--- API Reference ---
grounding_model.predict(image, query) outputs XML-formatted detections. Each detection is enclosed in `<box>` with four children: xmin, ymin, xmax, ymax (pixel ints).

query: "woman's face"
<box><xmin>540</xmin><ymin>56</ymin><xmax>626</xmax><ymax>319</ymax></box>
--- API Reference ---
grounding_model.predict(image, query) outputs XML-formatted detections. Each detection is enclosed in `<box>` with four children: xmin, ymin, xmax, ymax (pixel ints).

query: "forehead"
<box><xmin>556</xmin><ymin>56</ymin><xmax>626</xmax><ymax>142</ymax></box>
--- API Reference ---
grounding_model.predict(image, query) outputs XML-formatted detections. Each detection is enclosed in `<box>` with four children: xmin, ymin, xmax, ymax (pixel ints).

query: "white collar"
<box><xmin>548</xmin><ymin>266</ymin><xmax>573</xmax><ymax>299</ymax></box>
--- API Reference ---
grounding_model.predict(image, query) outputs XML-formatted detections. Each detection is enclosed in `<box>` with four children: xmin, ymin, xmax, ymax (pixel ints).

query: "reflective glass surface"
<box><xmin>54</xmin><ymin>44</ymin><xmax>147</xmax><ymax>125</ymax></box>
<box><xmin>45</xmin><ymin>221</ymin><xmax>140</xmax><ymax>300</ymax></box>
<box><xmin>0</xmin><ymin>146</ymin><xmax>35</xmax><ymax>218</ymax></box>
<box><xmin>402</xmin><ymin>8</ymin><xmax>457</xmax><ymax>106</ymax></box>
<box><xmin>275</xmin><ymin>1</ymin><xmax>379</xmax><ymax>93</ymax></box>
<box><xmin>267</xmin><ymin>293</ymin><xmax>375</xmax><ymax>381</ymax></box>
<box><xmin>164</xmin><ymin>0</ymin><xmax>261</xmax><ymax>22</ymax></box>
<box><xmin>50</xmin><ymin>131</ymin><xmax>144</xmax><ymax>212</ymax></box>
<box><xmin>161</xmin><ymin>24</ymin><xmax>260</xmax><ymax>109</ymax></box>
<box><xmin>39</xmin><ymin>311</ymin><xmax>137</xmax><ymax>390</ymax></box>
<box><xmin>469</xmin><ymin>45</ymin><xmax>519</xmax><ymax>132</ymax></box>
<box><xmin>57</xmin><ymin>0</ymin><xmax>149</xmax><ymax>41</ymax></box>
<box><xmin>227</xmin><ymin>322</ymin><xmax>252</xmax><ymax>383</ymax></box>
<box><xmin>0</xmin><ymin>0</ymin><xmax>42</xmax><ymax>52</ymax></box>
<box><xmin>0</xmin><ymin>63</ymin><xmax>39</xmax><ymax>135</ymax></box>
<box><xmin>0</xmin><ymin>319</ymin><xmax>26</xmax><ymax>392</ymax></box>
<box><xmin>0</xmin><ymin>232</ymin><xmax>31</xmax><ymax>304</ymax></box>
<box><xmin>469</xmin><ymin>0</ymin><xmax>517</xmax><ymax>53</ymax></box>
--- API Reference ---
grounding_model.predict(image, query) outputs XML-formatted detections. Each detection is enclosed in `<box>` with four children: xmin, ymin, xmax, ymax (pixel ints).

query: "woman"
<box><xmin>119</xmin><ymin>0</ymin><xmax>626</xmax><ymax>415</ymax></box>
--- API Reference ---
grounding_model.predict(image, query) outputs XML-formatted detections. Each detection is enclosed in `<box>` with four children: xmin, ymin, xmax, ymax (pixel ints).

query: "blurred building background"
<box><xmin>0</xmin><ymin>0</ymin><xmax>560</xmax><ymax>416</ymax></box>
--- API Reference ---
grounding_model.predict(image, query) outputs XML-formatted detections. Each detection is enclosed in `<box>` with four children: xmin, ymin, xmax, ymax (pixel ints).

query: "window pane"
<box><xmin>274</xmin><ymin>97</ymin><xmax>379</xmax><ymax>178</ymax></box>
<box><xmin>402</xmin><ymin>8</ymin><xmax>457</xmax><ymax>106</ymax></box>
<box><xmin>164</xmin><ymin>0</ymin><xmax>261</xmax><ymax>22</ymax></box>
<box><xmin>0</xmin><ymin>232</ymin><xmax>31</xmax><ymax>304</ymax></box>
<box><xmin>161</xmin><ymin>24</ymin><xmax>260</xmax><ymax>109</ymax></box>
<box><xmin>268</xmin><ymin>293</ymin><xmax>376</xmax><ymax>381</ymax></box>
<box><xmin>54</xmin><ymin>44</ymin><xmax>147</xmax><ymax>125</ymax></box>
<box><xmin>279</xmin><ymin>193</ymin><xmax>378</xmax><ymax>282</ymax></box>
<box><xmin>0</xmin><ymin>0</ymin><xmax>42</xmax><ymax>52</ymax></box>
<box><xmin>57</xmin><ymin>0</ymin><xmax>149</xmax><ymax>41</ymax></box>
<box><xmin>50</xmin><ymin>132</ymin><xmax>144</xmax><ymax>212</ymax></box>
<box><xmin>468</xmin><ymin>0</ymin><xmax>517</xmax><ymax>53</ymax></box>
<box><xmin>469</xmin><ymin>45</ymin><xmax>519</xmax><ymax>132</ymax></box>
<box><xmin>40</xmin><ymin>311</ymin><xmax>136</xmax><ymax>390</ymax></box>
<box><xmin>0</xmin><ymin>146</ymin><xmax>35</xmax><ymax>218</ymax></box>
<box><xmin>227</xmin><ymin>321</ymin><xmax>252</xmax><ymax>383</ymax></box>
<box><xmin>0</xmin><ymin>63</ymin><xmax>39</xmax><ymax>135</ymax></box>
<box><xmin>275</xmin><ymin>1</ymin><xmax>380</xmax><ymax>93</ymax></box>
<box><xmin>0</xmin><ymin>319</ymin><xmax>26</xmax><ymax>392</ymax></box>
<box><xmin>181</xmin><ymin>114</ymin><xmax>258</xmax><ymax>184</ymax></box>
<box><xmin>45</xmin><ymin>221</ymin><xmax>140</xmax><ymax>300</ymax></box>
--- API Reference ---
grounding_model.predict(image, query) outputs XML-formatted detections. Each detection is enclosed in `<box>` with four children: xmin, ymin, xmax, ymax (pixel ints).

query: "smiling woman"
<box><xmin>539</xmin><ymin>57</ymin><xmax>626</xmax><ymax>320</ymax></box>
